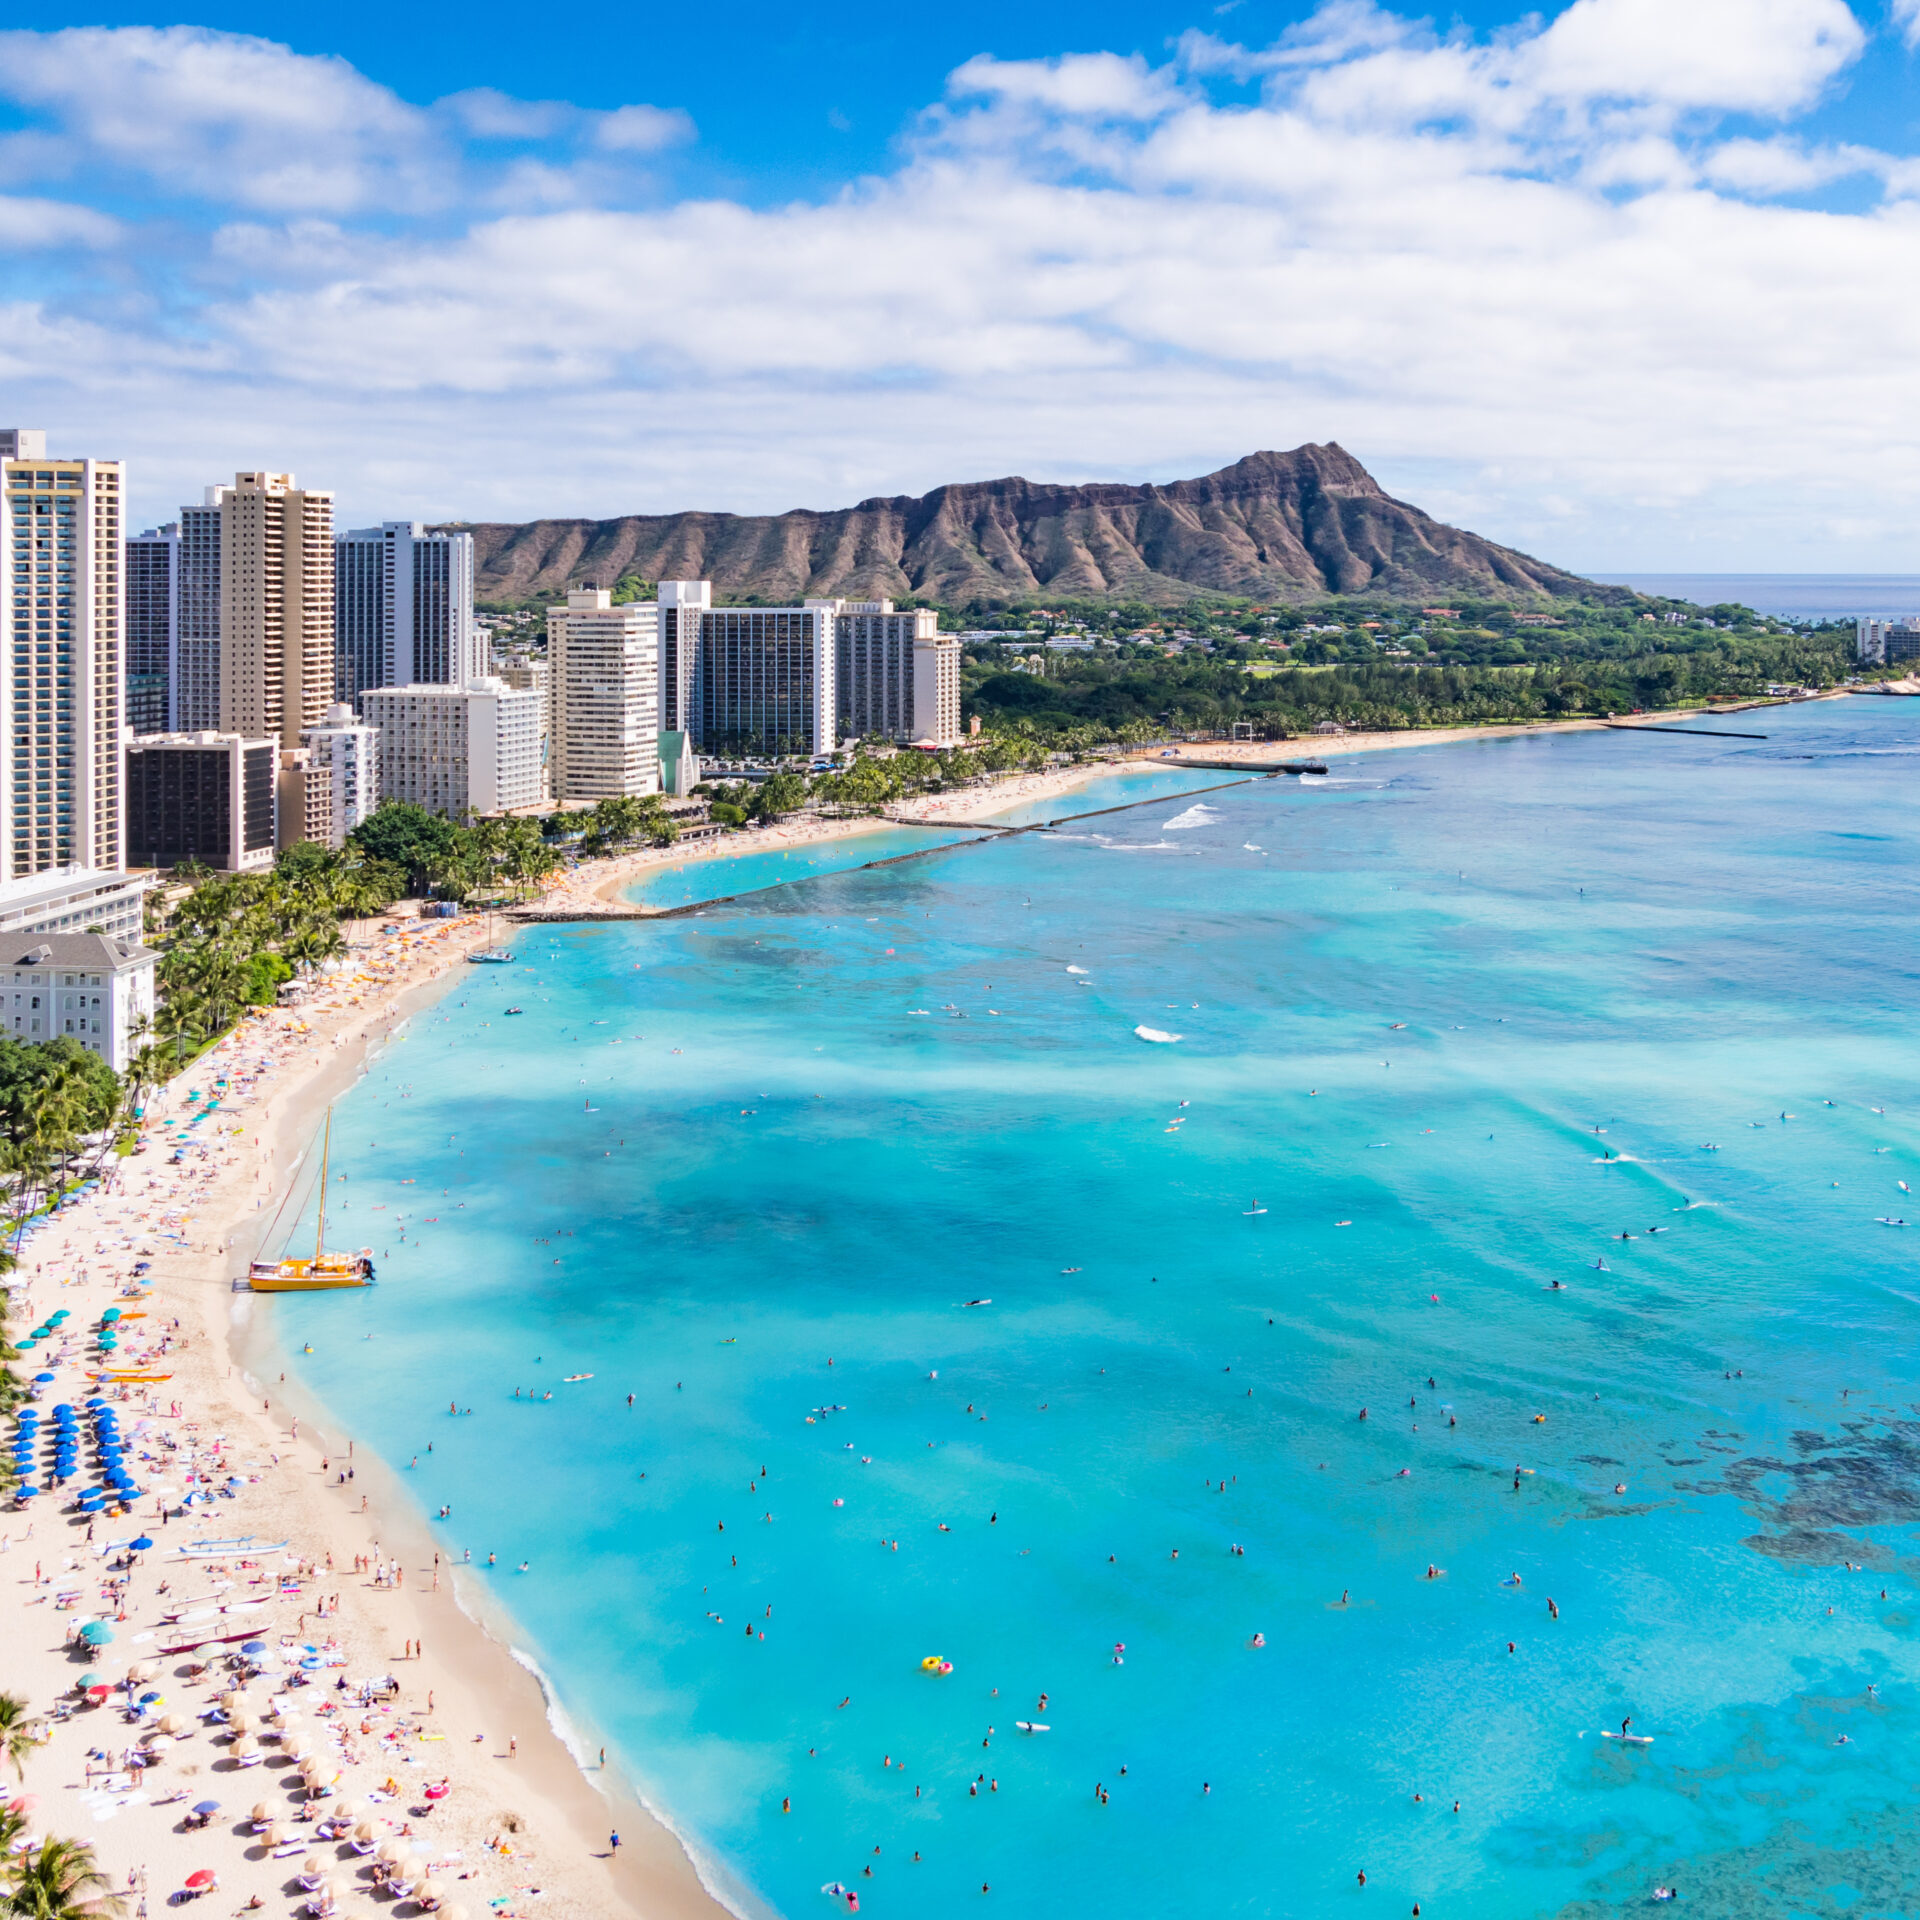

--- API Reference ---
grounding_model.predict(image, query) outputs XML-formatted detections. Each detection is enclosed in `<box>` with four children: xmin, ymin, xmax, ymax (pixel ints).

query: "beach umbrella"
<box><xmin>84</xmin><ymin>1686</ymin><xmax>111</xmax><ymax>1704</ymax></box>
<box><xmin>442</xmin><ymin>1906</ymin><xmax>468</xmax><ymax>1920</ymax></box>
<box><xmin>192</xmin><ymin>1800</ymin><xmax>220</xmax><ymax>1815</ymax></box>
<box><xmin>7</xmin><ymin>1795</ymin><xmax>39</xmax><ymax>1814</ymax></box>
<box><xmin>375</xmin><ymin>1838</ymin><xmax>411</xmax><ymax>1864</ymax></box>
<box><xmin>251</xmin><ymin>1801</ymin><xmax>276</xmax><ymax>1823</ymax></box>
<box><xmin>352</xmin><ymin>1822</ymin><xmax>377</xmax><ymax>1845</ymax></box>
<box><xmin>184</xmin><ymin>1871</ymin><xmax>216</xmax><ymax>1893</ymax></box>
<box><xmin>334</xmin><ymin>1799</ymin><xmax>366</xmax><ymax>1821</ymax></box>
<box><xmin>138</xmin><ymin>1690</ymin><xmax>162</xmax><ymax>1705</ymax></box>
<box><xmin>127</xmin><ymin>1662</ymin><xmax>156</xmax><ymax>1684</ymax></box>
<box><xmin>229</xmin><ymin>1733</ymin><xmax>258</xmax><ymax>1759</ymax></box>
<box><xmin>13</xmin><ymin>1487</ymin><xmax>40</xmax><ymax>1500</ymax></box>
<box><xmin>241</xmin><ymin>1640</ymin><xmax>266</xmax><ymax>1655</ymax></box>
<box><xmin>130</xmin><ymin>1535</ymin><xmax>154</xmax><ymax>1551</ymax></box>
<box><xmin>159</xmin><ymin>1715</ymin><xmax>190</xmax><ymax>1736</ymax></box>
<box><xmin>79</xmin><ymin>1619</ymin><xmax>111</xmax><ymax>1643</ymax></box>
<box><xmin>262</xmin><ymin>1821</ymin><xmax>287</xmax><ymax>1847</ymax></box>
<box><xmin>416</xmin><ymin>1879</ymin><xmax>448</xmax><ymax>1905</ymax></box>
<box><xmin>33</xmin><ymin>1373</ymin><xmax>54</xmax><ymax>1384</ymax></box>
<box><xmin>283</xmin><ymin>1737</ymin><xmax>313</xmax><ymax>1762</ymax></box>
<box><xmin>225</xmin><ymin>1709</ymin><xmax>253</xmax><ymax>1733</ymax></box>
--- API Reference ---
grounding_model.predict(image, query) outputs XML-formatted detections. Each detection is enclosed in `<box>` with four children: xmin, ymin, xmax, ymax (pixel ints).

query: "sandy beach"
<box><xmin>1</xmin><ymin>909</ymin><xmax>732</xmax><ymax>1920</ymax></box>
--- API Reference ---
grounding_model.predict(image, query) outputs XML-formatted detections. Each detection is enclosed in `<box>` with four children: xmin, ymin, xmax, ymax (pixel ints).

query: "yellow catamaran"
<box><xmin>248</xmin><ymin>1109</ymin><xmax>376</xmax><ymax>1293</ymax></box>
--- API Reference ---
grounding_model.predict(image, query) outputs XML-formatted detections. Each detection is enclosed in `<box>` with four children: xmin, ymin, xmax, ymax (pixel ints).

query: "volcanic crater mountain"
<box><xmin>454</xmin><ymin>444</ymin><xmax>1591</xmax><ymax>607</ymax></box>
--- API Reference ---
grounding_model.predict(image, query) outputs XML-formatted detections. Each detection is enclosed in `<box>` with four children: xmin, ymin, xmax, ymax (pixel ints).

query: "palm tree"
<box><xmin>1</xmin><ymin>1836</ymin><xmax>124</xmax><ymax>1920</ymax></box>
<box><xmin>0</xmin><ymin>1693</ymin><xmax>44</xmax><ymax>1783</ymax></box>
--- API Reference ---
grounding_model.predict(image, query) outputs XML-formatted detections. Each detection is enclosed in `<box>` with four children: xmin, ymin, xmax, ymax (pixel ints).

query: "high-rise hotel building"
<box><xmin>173</xmin><ymin>494</ymin><xmax>224</xmax><ymax>730</ymax></box>
<box><xmin>834</xmin><ymin>601</ymin><xmax>960</xmax><ymax>747</ymax></box>
<box><xmin>1</xmin><ymin>429</ymin><xmax>125</xmax><ymax>882</ymax></box>
<box><xmin>218</xmin><ymin>472</ymin><xmax>335</xmax><ymax>750</ymax></box>
<box><xmin>646</xmin><ymin>584</ymin><xmax>959</xmax><ymax>757</ymax></box>
<box><xmin>334</xmin><ymin>522</ymin><xmax>480</xmax><ymax>706</ymax></box>
<box><xmin>546</xmin><ymin>589</ymin><xmax>659</xmax><ymax>802</ymax></box>
<box><xmin>125</xmin><ymin>524</ymin><xmax>177</xmax><ymax>736</ymax></box>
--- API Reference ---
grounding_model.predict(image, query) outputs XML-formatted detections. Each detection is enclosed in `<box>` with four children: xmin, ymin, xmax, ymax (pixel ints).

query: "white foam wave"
<box><xmin>1134</xmin><ymin>1025</ymin><xmax>1183</xmax><ymax>1043</ymax></box>
<box><xmin>448</xmin><ymin>1589</ymin><xmax>757</xmax><ymax>1920</ymax></box>
<box><xmin>1162</xmin><ymin>804</ymin><xmax>1222</xmax><ymax>830</ymax></box>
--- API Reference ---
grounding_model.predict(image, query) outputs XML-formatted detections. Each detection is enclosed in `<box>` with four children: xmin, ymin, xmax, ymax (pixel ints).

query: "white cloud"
<box><xmin>947</xmin><ymin>52</ymin><xmax>1188</xmax><ymax>120</ymax></box>
<box><xmin>0</xmin><ymin>195</ymin><xmax>117</xmax><ymax>247</ymax></box>
<box><xmin>593</xmin><ymin>104</ymin><xmax>697</xmax><ymax>153</ymax></box>
<box><xmin>0</xmin><ymin>26</ymin><xmax>439</xmax><ymax>212</ymax></box>
<box><xmin>6</xmin><ymin>5</ymin><xmax>1920</xmax><ymax>569</ymax></box>
<box><xmin>1892</xmin><ymin>0</ymin><xmax>1920</xmax><ymax>48</ymax></box>
<box><xmin>0</xmin><ymin>26</ymin><xmax>694</xmax><ymax>214</ymax></box>
<box><xmin>1522</xmin><ymin>0</ymin><xmax>1864</xmax><ymax>114</ymax></box>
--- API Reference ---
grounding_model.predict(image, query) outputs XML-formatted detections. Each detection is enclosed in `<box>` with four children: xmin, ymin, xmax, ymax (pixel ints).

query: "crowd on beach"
<box><xmin>0</xmin><ymin>909</ymin><xmax>672</xmax><ymax>1920</ymax></box>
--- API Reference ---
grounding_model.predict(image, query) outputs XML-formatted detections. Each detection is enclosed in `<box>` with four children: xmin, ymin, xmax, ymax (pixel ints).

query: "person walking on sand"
<box><xmin>610</xmin><ymin>1832</ymin><xmax>620</xmax><ymax>1856</ymax></box>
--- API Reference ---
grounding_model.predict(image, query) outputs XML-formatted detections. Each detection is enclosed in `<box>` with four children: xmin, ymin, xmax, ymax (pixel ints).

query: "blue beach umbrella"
<box><xmin>130</xmin><ymin>1536</ymin><xmax>154</xmax><ymax>1551</ymax></box>
<box><xmin>139</xmin><ymin>1690</ymin><xmax>162</xmax><ymax>1704</ymax></box>
<box><xmin>240</xmin><ymin>1640</ymin><xmax>266</xmax><ymax>1655</ymax></box>
<box><xmin>192</xmin><ymin>1800</ymin><xmax>219</xmax><ymax>1816</ymax></box>
<box><xmin>34</xmin><ymin>1373</ymin><xmax>55</xmax><ymax>1384</ymax></box>
<box><xmin>13</xmin><ymin>1485</ymin><xmax>39</xmax><ymax>1499</ymax></box>
<box><xmin>79</xmin><ymin>1620</ymin><xmax>112</xmax><ymax>1644</ymax></box>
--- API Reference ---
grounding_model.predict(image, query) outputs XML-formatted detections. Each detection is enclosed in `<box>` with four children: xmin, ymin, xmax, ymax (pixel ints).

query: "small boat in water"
<box><xmin>467</xmin><ymin>947</ymin><xmax>517</xmax><ymax>965</ymax></box>
<box><xmin>250</xmin><ymin>1110</ymin><xmax>377</xmax><ymax>1293</ymax></box>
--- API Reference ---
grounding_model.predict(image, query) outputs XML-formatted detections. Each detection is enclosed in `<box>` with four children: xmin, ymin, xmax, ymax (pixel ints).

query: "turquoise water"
<box><xmin>279</xmin><ymin>702</ymin><xmax>1920</xmax><ymax>1918</ymax></box>
<box><xmin>625</xmin><ymin>766</ymin><xmax>1235</xmax><ymax>910</ymax></box>
<box><xmin>629</xmin><ymin>825</ymin><xmax>978</xmax><ymax>911</ymax></box>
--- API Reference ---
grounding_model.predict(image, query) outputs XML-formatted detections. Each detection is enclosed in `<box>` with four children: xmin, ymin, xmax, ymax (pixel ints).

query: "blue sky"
<box><xmin>4</xmin><ymin>0</ymin><xmax>1920</xmax><ymax>569</ymax></box>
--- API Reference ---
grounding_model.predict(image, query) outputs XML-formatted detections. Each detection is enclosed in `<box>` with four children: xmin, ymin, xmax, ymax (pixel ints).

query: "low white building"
<box><xmin>0</xmin><ymin>867</ymin><xmax>151</xmax><ymax>944</ymax></box>
<box><xmin>361</xmin><ymin>677</ymin><xmax>546</xmax><ymax>818</ymax></box>
<box><xmin>2</xmin><ymin>932</ymin><xmax>158</xmax><ymax>1072</ymax></box>
<box><xmin>302</xmin><ymin>703</ymin><xmax>380</xmax><ymax>846</ymax></box>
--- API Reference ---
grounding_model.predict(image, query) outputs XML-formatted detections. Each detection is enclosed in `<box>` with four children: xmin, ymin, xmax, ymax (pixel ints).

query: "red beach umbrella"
<box><xmin>7</xmin><ymin>1795</ymin><xmax>38</xmax><ymax>1813</ymax></box>
<box><xmin>184</xmin><ymin>1870</ymin><xmax>217</xmax><ymax>1892</ymax></box>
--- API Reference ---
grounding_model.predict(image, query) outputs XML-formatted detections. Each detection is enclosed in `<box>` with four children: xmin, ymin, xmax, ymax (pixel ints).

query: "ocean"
<box><xmin>271</xmin><ymin>702</ymin><xmax>1920</xmax><ymax>1918</ymax></box>
<box><xmin>1590</xmin><ymin>574</ymin><xmax>1920</xmax><ymax>621</ymax></box>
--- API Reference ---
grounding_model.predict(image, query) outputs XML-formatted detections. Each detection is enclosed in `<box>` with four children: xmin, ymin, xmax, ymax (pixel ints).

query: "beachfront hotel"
<box><xmin>650</xmin><ymin>582</ymin><xmax>960</xmax><ymax>756</ymax></box>
<box><xmin>300</xmin><ymin>702</ymin><xmax>380</xmax><ymax>847</ymax></box>
<box><xmin>362</xmin><ymin>677</ymin><xmax>546</xmax><ymax>817</ymax></box>
<box><xmin>218</xmin><ymin>471</ymin><xmax>336</xmax><ymax>752</ymax></box>
<box><xmin>124</xmin><ymin>730</ymin><xmax>277</xmax><ymax>872</ymax></box>
<box><xmin>1</xmin><ymin>930</ymin><xmax>157</xmax><ymax>1071</ymax></box>
<box><xmin>0</xmin><ymin>865</ymin><xmax>150</xmax><ymax>944</ymax></box>
<box><xmin>334</xmin><ymin>521</ymin><xmax>484</xmax><ymax>706</ymax></box>
<box><xmin>0</xmin><ymin>429</ymin><xmax>126</xmax><ymax>883</ymax></box>
<box><xmin>834</xmin><ymin>600</ymin><xmax>962</xmax><ymax>747</ymax></box>
<box><xmin>547</xmin><ymin>588</ymin><xmax>661</xmax><ymax>801</ymax></box>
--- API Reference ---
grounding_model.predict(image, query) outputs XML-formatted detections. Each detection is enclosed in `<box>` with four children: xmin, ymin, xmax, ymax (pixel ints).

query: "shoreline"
<box><xmin>533</xmin><ymin>714</ymin><xmax>1632</xmax><ymax>917</ymax></box>
<box><xmin>2</xmin><ymin>911</ymin><xmax>738</xmax><ymax>1920</ymax></box>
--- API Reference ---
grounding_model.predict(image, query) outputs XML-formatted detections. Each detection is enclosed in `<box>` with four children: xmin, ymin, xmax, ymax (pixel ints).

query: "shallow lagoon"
<box><xmin>283</xmin><ymin>701</ymin><xmax>1920</xmax><ymax>1918</ymax></box>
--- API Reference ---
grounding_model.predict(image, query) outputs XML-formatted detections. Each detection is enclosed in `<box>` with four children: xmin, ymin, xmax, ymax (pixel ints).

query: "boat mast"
<box><xmin>315</xmin><ymin>1109</ymin><xmax>331</xmax><ymax>1260</ymax></box>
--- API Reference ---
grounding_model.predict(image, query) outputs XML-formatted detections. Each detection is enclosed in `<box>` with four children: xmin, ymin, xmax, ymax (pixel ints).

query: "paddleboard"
<box><xmin>1014</xmin><ymin>1721</ymin><xmax>1050</xmax><ymax>1733</ymax></box>
<box><xmin>1599</xmin><ymin>1731</ymin><xmax>1653</xmax><ymax>1745</ymax></box>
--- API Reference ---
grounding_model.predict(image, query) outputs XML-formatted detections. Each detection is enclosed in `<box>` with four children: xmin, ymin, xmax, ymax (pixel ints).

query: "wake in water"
<box><xmin>1162</xmin><ymin>804</ymin><xmax>1223</xmax><ymax>830</ymax></box>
